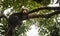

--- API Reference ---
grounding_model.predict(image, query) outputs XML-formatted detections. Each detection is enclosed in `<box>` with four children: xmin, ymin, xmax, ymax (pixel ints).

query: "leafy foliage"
<box><xmin>0</xmin><ymin>0</ymin><xmax>60</xmax><ymax>36</ymax></box>
<box><xmin>33</xmin><ymin>0</ymin><xmax>50</xmax><ymax>6</ymax></box>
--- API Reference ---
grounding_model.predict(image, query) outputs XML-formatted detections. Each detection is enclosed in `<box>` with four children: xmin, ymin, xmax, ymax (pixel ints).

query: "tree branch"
<box><xmin>27</xmin><ymin>6</ymin><xmax>60</xmax><ymax>14</ymax></box>
<box><xmin>27</xmin><ymin>11</ymin><xmax>60</xmax><ymax>19</ymax></box>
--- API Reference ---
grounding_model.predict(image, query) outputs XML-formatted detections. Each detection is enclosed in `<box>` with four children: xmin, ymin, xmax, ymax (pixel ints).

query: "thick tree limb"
<box><xmin>28</xmin><ymin>6</ymin><xmax>60</xmax><ymax>14</ymax></box>
<box><xmin>27</xmin><ymin>11</ymin><xmax>60</xmax><ymax>19</ymax></box>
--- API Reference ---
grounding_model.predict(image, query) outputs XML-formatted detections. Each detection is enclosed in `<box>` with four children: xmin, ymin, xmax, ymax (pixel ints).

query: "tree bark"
<box><xmin>28</xmin><ymin>6</ymin><xmax>60</xmax><ymax>14</ymax></box>
<box><xmin>27</xmin><ymin>11</ymin><xmax>60</xmax><ymax>19</ymax></box>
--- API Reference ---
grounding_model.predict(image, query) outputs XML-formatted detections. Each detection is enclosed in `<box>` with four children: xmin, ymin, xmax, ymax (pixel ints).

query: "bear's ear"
<box><xmin>22</xmin><ymin>9</ymin><xmax>28</xmax><ymax>15</ymax></box>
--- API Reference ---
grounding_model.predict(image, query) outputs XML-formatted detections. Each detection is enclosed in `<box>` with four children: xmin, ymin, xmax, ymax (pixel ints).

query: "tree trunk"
<box><xmin>6</xmin><ymin>26</ymin><xmax>15</xmax><ymax>36</ymax></box>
